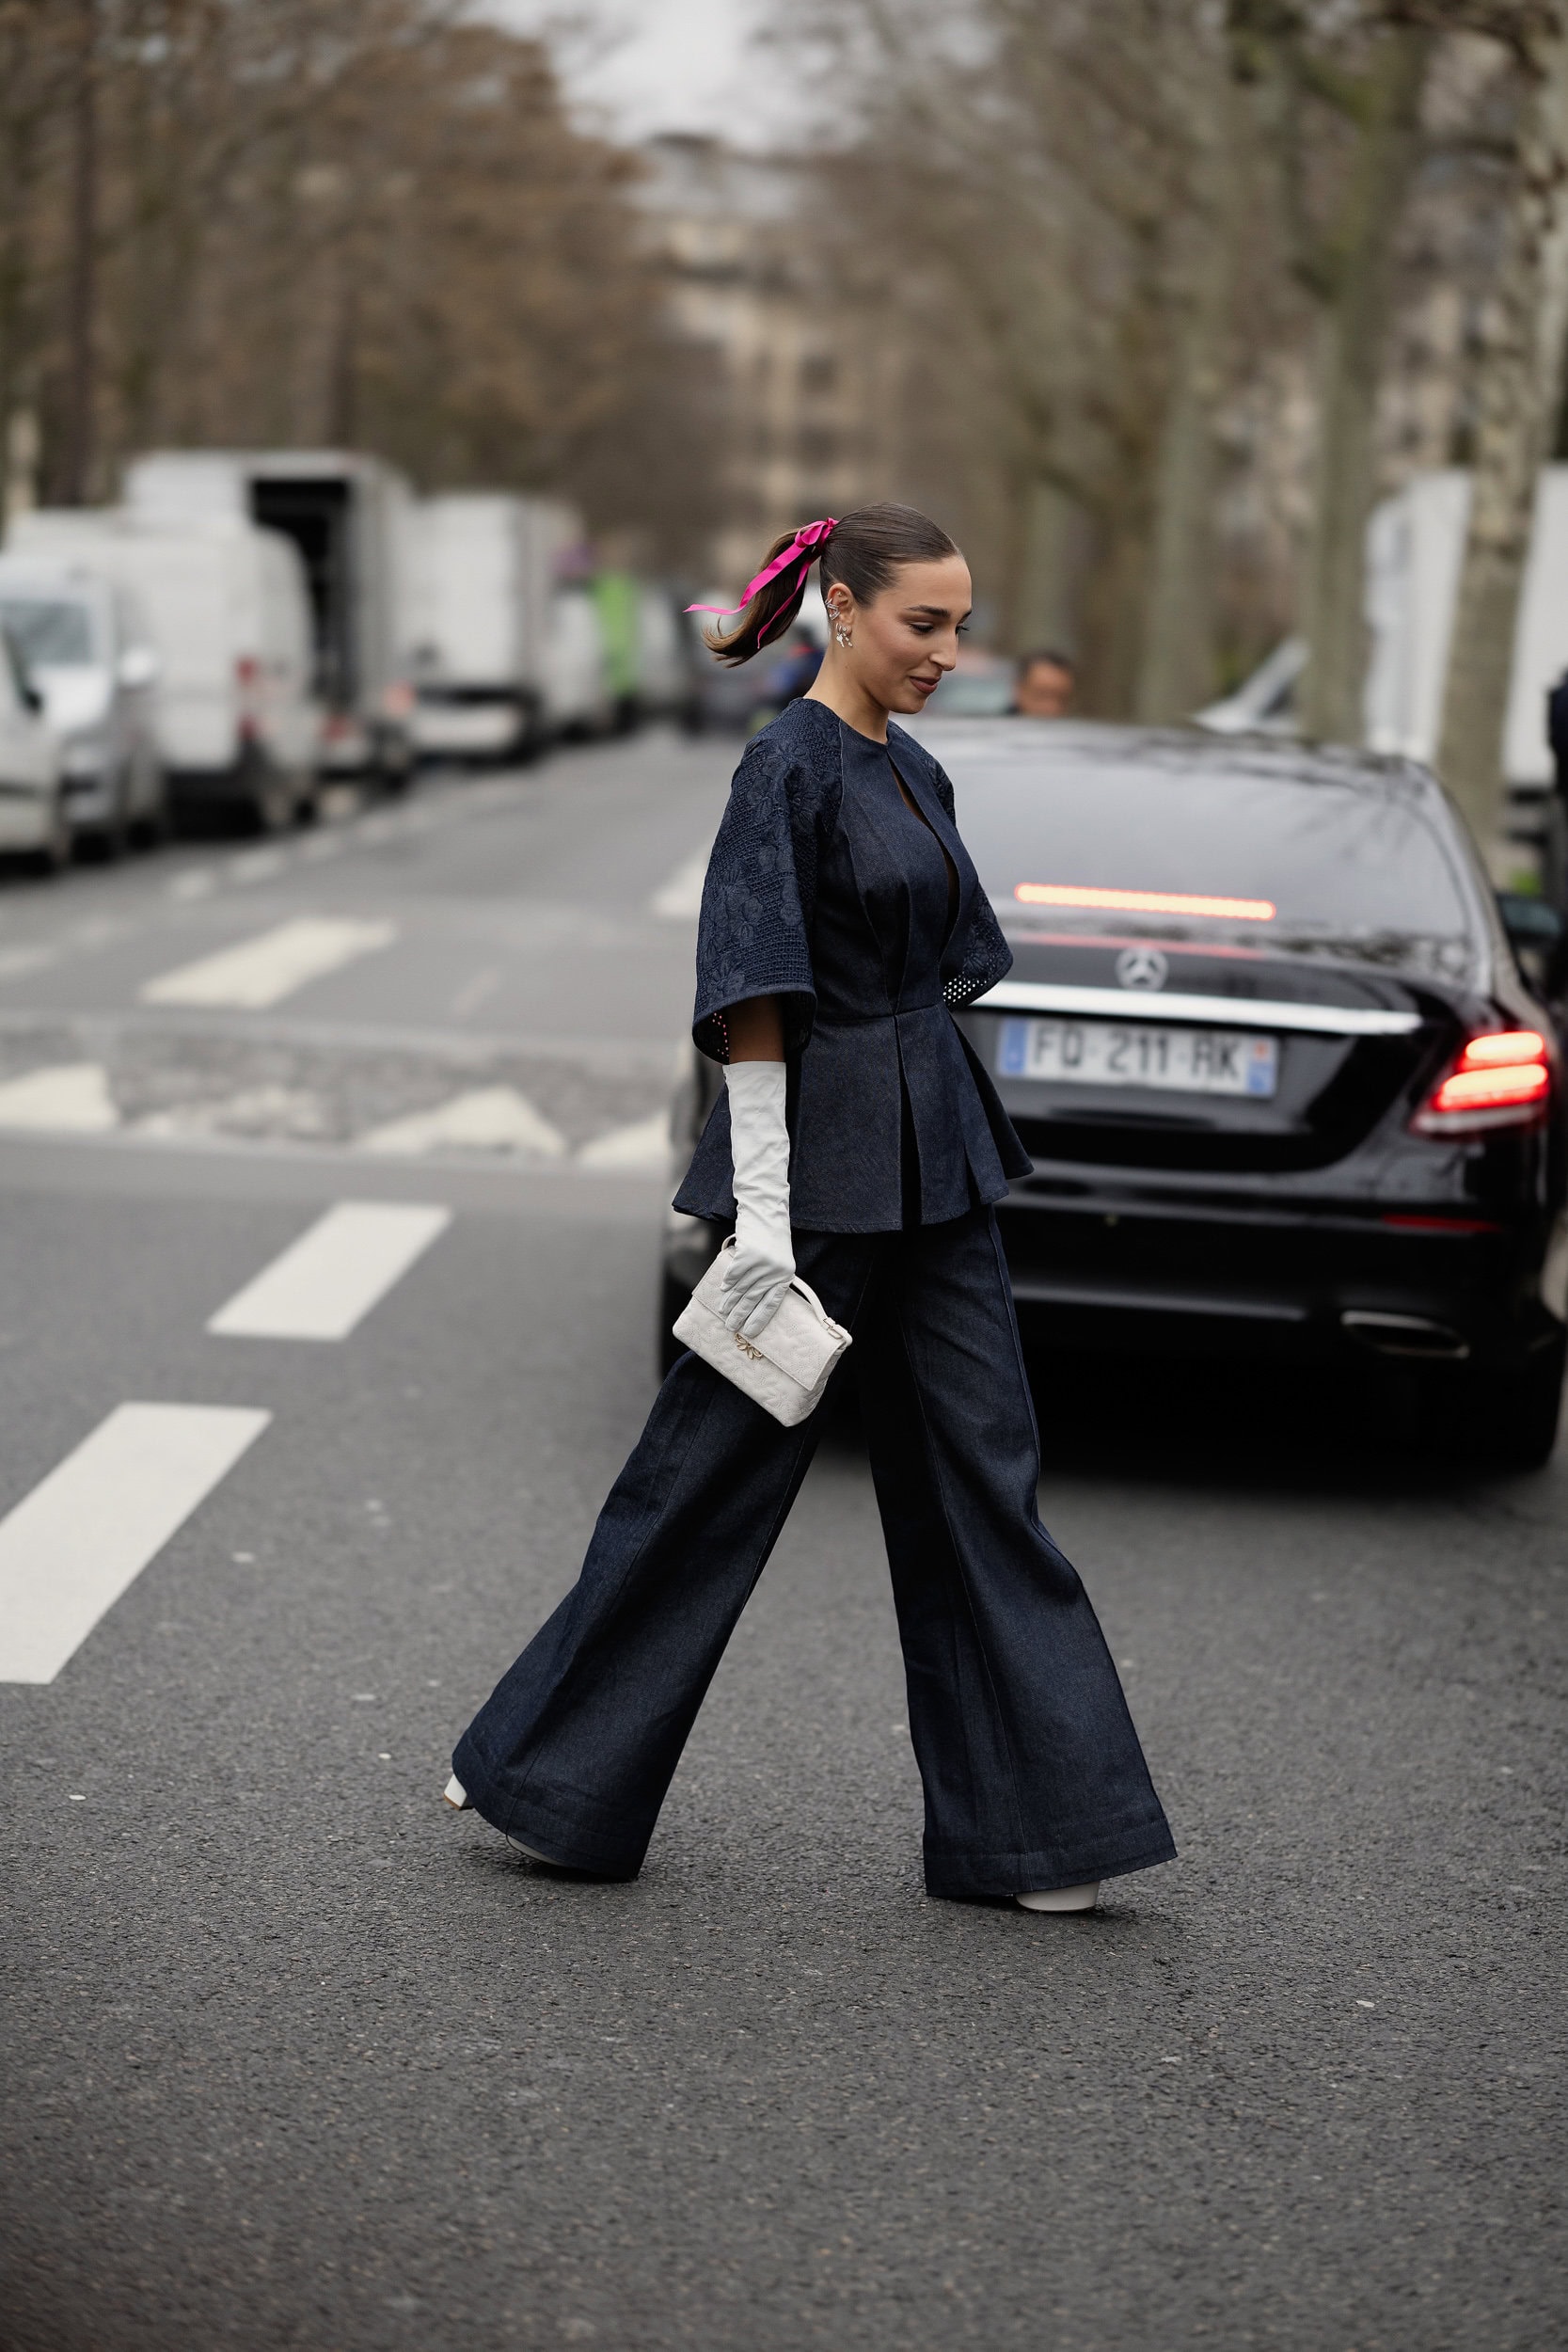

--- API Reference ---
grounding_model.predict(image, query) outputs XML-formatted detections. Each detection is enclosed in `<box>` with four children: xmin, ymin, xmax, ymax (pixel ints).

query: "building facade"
<box><xmin>635</xmin><ymin>134</ymin><xmax>898</xmax><ymax>594</ymax></box>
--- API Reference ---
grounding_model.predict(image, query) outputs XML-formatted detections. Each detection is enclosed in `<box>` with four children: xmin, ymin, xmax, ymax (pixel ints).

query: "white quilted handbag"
<box><xmin>672</xmin><ymin>1236</ymin><xmax>852</xmax><ymax>1425</ymax></box>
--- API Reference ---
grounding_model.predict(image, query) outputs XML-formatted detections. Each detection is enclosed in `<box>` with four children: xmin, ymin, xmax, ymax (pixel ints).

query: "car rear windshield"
<box><xmin>946</xmin><ymin>743</ymin><xmax>1478</xmax><ymax>959</ymax></box>
<box><xmin>0</xmin><ymin>596</ymin><xmax>97</xmax><ymax>667</ymax></box>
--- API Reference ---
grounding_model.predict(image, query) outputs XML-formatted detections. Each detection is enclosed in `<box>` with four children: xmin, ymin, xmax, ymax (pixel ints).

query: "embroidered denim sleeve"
<box><xmin>918</xmin><ymin>744</ymin><xmax>1014</xmax><ymax>1011</ymax></box>
<box><xmin>692</xmin><ymin>739</ymin><xmax>823</xmax><ymax>1062</ymax></box>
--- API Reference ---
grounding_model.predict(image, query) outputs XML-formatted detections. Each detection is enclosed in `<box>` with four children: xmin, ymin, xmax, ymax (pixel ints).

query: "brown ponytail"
<box><xmin>701</xmin><ymin>501</ymin><xmax>958</xmax><ymax>667</ymax></box>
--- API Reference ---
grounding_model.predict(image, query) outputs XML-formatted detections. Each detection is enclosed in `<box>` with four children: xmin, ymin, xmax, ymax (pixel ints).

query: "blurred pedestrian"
<box><xmin>746</xmin><ymin>630</ymin><xmax>824</xmax><ymax>737</ymax></box>
<box><xmin>1548</xmin><ymin>670</ymin><xmax>1568</xmax><ymax>910</ymax></box>
<box><xmin>447</xmin><ymin>504</ymin><xmax>1173</xmax><ymax>1915</ymax></box>
<box><xmin>1013</xmin><ymin>647</ymin><xmax>1077</xmax><ymax>718</ymax></box>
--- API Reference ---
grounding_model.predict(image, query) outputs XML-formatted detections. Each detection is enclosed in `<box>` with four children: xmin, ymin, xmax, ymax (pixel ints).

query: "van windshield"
<box><xmin>0</xmin><ymin>596</ymin><xmax>97</xmax><ymax>667</ymax></box>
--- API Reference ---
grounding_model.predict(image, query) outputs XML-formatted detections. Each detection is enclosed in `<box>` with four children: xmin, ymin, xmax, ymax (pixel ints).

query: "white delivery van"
<box><xmin>406</xmin><ymin>493</ymin><xmax>582</xmax><ymax>763</ymax></box>
<box><xmin>0</xmin><ymin>618</ymin><xmax>66</xmax><ymax>870</ymax></box>
<box><xmin>541</xmin><ymin>585</ymin><xmax>613</xmax><ymax>740</ymax></box>
<box><xmin>8</xmin><ymin>508</ymin><xmax>319</xmax><ymax>831</ymax></box>
<box><xmin>635</xmin><ymin>583</ymin><xmax>698</xmax><ymax>727</ymax></box>
<box><xmin>1364</xmin><ymin>467</ymin><xmax>1568</xmax><ymax>787</ymax></box>
<box><xmin>125</xmin><ymin>449</ymin><xmax>417</xmax><ymax>786</ymax></box>
<box><xmin>0</xmin><ymin>557</ymin><xmax>165</xmax><ymax>853</ymax></box>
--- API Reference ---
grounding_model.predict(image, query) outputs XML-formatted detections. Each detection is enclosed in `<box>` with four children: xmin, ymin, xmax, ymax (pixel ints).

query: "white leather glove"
<box><xmin>721</xmin><ymin>1060</ymin><xmax>795</xmax><ymax>1339</ymax></box>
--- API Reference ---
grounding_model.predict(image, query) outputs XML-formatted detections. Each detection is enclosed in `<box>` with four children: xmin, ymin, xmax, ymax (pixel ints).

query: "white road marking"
<box><xmin>0</xmin><ymin>945</ymin><xmax>58</xmax><ymax>980</ymax></box>
<box><xmin>207</xmin><ymin>1200</ymin><xmax>451</xmax><ymax>1341</ymax></box>
<box><xmin>140</xmin><ymin>917</ymin><xmax>396</xmax><ymax>1009</ymax></box>
<box><xmin>0</xmin><ymin>1404</ymin><xmax>270</xmax><ymax>1684</ymax></box>
<box><xmin>357</xmin><ymin>1086</ymin><xmax>567</xmax><ymax>1159</ymax></box>
<box><xmin>578</xmin><ymin>1110</ymin><xmax>670</xmax><ymax>1171</ymax></box>
<box><xmin>650</xmin><ymin>844</ymin><xmax>711</xmax><ymax>920</ymax></box>
<box><xmin>0</xmin><ymin>1062</ymin><xmax>118</xmax><ymax>1132</ymax></box>
<box><xmin>227</xmin><ymin>848</ymin><xmax>287</xmax><ymax>885</ymax></box>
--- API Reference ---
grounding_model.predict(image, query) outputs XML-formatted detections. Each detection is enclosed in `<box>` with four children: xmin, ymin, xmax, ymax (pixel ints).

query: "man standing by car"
<box><xmin>1547</xmin><ymin>670</ymin><xmax>1568</xmax><ymax>909</ymax></box>
<box><xmin>1013</xmin><ymin>648</ymin><xmax>1076</xmax><ymax>718</ymax></box>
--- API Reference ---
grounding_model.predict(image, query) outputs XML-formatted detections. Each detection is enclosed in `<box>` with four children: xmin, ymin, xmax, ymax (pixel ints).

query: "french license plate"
<box><xmin>996</xmin><ymin>1016</ymin><xmax>1278</xmax><ymax>1098</ymax></box>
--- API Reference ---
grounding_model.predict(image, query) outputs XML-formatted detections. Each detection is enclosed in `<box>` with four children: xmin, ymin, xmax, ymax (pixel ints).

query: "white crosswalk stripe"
<box><xmin>140</xmin><ymin>917</ymin><xmax>396</xmax><ymax>1009</ymax></box>
<box><xmin>207</xmin><ymin>1200</ymin><xmax>451</xmax><ymax>1341</ymax></box>
<box><xmin>0</xmin><ymin>1063</ymin><xmax>118</xmax><ymax>1132</ymax></box>
<box><xmin>356</xmin><ymin>1087</ymin><xmax>567</xmax><ymax>1159</ymax></box>
<box><xmin>577</xmin><ymin>1110</ymin><xmax>670</xmax><ymax>1170</ymax></box>
<box><xmin>0</xmin><ymin>1404</ymin><xmax>271</xmax><ymax>1684</ymax></box>
<box><xmin>650</xmin><ymin>844</ymin><xmax>711</xmax><ymax>920</ymax></box>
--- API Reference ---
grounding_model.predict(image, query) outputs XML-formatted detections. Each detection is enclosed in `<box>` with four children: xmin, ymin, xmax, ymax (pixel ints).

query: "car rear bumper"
<box><xmin>414</xmin><ymin>695</ymin><xmax>532</xmax><ymax>755</ymax></box>
<box><xmin>998</xmin><ymin>1184</ymin><xmax>1567</xmax><ymax>1372</ymax></box>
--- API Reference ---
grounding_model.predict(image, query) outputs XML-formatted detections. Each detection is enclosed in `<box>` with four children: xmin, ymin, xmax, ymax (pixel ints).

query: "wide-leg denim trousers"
<box><xmin>453</xmin><ymin>1207</ymin><xmax>1176</xmax><ymax>1899</ymax></box>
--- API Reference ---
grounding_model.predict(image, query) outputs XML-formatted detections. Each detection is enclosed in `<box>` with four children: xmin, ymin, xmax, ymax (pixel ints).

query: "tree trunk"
<box><xmin>1298</xmin><ymin>24</ymin><xmax>1429</xmax><ymax>745</ymax></box>
<box><xmin>1134</xmin><ymin>40</ymin><xmax>1239</xmax><ymax>724</ymax></box>
<box><xmin>1435</xmin><ymin>8</ymin><xmax>1568</xmax><ymax>848</ymax></box>
<box><xmin>1011</xmin><ymin>475</ymin><xmax>1092</xmax><ymax>657</ymax></box>
<box><xmin>61</xmin><ymin>0</ymin><xmax>98</xmax><ymax>505</ymax></box>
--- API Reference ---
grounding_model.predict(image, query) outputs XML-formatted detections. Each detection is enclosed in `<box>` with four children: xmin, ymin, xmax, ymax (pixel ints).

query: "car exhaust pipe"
<box><xmin>1340</xmin><ymin>1310</ymin><xmax>1470</xmax><ymax>1361</ymax></box>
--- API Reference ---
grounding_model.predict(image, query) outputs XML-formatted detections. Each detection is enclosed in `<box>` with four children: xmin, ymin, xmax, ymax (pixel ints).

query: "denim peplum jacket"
<box><xmin>673</xmin><ymin>697</ymin><xmax>1032</xmax><ymax>1233</ymax></box>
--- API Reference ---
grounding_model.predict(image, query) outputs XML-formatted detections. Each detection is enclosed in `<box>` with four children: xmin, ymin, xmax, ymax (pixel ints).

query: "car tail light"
<box><xmin>235</xmin><ymin>655</ymin><xmax>261</xmax><ymax>741</ymax></box>
<box><xmin>1411</xmin><ymin>1029</ymin><xmax>1551</xmax><ymax>1136</ymax></box>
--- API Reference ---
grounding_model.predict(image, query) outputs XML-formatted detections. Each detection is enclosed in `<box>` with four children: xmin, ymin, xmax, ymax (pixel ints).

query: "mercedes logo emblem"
<box><xmin>1116</xmin><ymin>946</ymin><xmax>1168</xmax><ymax>992</ymax></box>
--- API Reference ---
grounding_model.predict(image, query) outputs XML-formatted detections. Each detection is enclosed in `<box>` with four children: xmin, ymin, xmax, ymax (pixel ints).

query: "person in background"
<box><xmin>766</xmin><ymin>632</ymin><xmax>824</xmax><ymax>711</ymax></box>
<box><xmin>1013</xmin><ymin>647</ymin><xmax>1076</xmax><ymax>718</ymax></box>
<box><xmin>1546</xmin><ymin>670</ymin><xmax>1568</xmax><ymax>912</ymax></box>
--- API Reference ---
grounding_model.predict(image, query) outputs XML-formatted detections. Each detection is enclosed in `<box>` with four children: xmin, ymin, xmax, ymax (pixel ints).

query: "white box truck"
<box><xmin>125</xmin><ymin>449</ymin><xmax>418</xmax><ymax>787</ymax></box>
<box><xmin>405</xmin><ymin>493</ymin><xmax>581</xmax><ymax>763</ymax></box>
<box><xmin>1364</xmin><ymin>467</ymin><xmax>1568</xmax><ymax>789</ymax></box>
<box><xmin>5</xmin><ymin>507</ymin><xmax>319</xmax><ymax>832</ymax></box>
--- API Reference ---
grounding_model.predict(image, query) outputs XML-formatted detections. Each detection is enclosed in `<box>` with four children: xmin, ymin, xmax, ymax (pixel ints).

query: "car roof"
<box><xmin>907</xmin><ymin>716</ymin><xmax>1446</xmax><ymax>802</ymax></box>
<box><xmin>0</xmin><ymin>557</ymin><xmax>111</xmax><ymax>606</ymax></box>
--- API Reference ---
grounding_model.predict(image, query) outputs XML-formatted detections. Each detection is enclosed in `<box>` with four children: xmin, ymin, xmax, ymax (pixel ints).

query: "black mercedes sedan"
<box><xmin>662</xmin><ymin>722</ymin><xmax>1568</xmax><ymax>1467</ymax></box>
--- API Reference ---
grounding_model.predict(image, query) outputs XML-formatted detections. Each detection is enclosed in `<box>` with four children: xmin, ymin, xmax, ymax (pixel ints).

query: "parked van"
<box><xmin>126</xmin><ymin>449</ymin><xmax>417</xmax><ymax>786</ymax></box>
<box><xmin>406</xmin><ymin>494</ymin><xmax>579</xmax><ymax>763</ymax></box>
<box><xmin>1364</xmin><ymin>467</ymin><xmax>1568</xmax><ymax>787</ymax></box>
<box><xmin>636</xmin><ymin>583</ymin><xmax>698</xmax><ymax>727</ymax></box>
<box><xmin>541</xmin><ymin>587</ymin><xmax>613</xmax><ymax>741</ymax></box>
<box><xmin>0</xmin><ymin>557</ymin><xmax>165</xmax><ymax>854</ymax></box>
<box><xmin>0</xmin><ymin>620</ymin><xmax>67</xmax><ymax>871</ymax></box>
<box><xmin>8</xmin><ymin>508</ymin><xmax>319</xmax><ymax>831</ymax></box>
<box><xmin>1198</xmin><ymin>469</ymin><xmax>1568</xmax><ymax>803</ymax></box>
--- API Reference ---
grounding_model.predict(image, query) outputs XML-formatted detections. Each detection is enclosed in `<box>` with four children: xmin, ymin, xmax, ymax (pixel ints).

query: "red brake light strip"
<box><xmin>1013</xmin><ymin>884</ymin><xmax>1277</xmax><ymax>922</ymax></box>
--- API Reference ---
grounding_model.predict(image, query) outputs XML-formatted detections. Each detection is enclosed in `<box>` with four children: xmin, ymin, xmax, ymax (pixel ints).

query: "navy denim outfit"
<box><xmin>453</xmin><ymin>702</ymin><xmax>1176</xmax><ymax>1898</ymax></box>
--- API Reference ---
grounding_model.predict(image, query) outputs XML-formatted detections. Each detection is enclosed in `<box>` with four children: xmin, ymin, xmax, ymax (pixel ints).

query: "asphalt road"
<box><xmin>1</xmin><ymin>735</ymin><xmax>1564</xmax><ymax>2352</ymax></box>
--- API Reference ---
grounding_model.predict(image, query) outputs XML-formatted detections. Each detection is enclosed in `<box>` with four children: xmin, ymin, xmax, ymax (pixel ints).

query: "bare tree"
<box><xmin>0</xmin><ymin>1</ymin><xmax>719</xmax><ymax>564</ymax></box>
<box><xmin>1230</xmin><ymin>3</ymin><xmax>1436</xmax><ymax>742</ymax></box>
<box><xmin>1436</xmin><ymin>0</ymin><xmax>1568</xmax><ymax>842</ymax></box>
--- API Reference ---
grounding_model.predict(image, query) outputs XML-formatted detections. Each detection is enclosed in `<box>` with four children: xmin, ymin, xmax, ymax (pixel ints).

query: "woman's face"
<box><xmin>829</xmin><ymin>553</ymin><xmax>973</xmax><ymax>716</ymax></box>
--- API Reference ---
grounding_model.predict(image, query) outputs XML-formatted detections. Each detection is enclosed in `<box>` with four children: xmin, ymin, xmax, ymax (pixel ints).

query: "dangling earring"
<box><xmin>833</xmin><ymin>615</ymin><xmax>853</xmax><ymax>650</ymax></box>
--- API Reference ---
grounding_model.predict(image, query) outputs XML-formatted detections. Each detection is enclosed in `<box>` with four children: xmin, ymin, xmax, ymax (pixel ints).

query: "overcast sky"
<box><xmin>490</xmin><ymin>1</ymin><xmax>813</xmax><ymax>149</ymax></box>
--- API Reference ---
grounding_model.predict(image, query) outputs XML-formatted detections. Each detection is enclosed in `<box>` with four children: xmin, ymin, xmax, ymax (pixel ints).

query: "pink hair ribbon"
<box><xmin>687</xmin><ymin>517</ymin><xmax>837</xmax><ymax>644</ymax></box>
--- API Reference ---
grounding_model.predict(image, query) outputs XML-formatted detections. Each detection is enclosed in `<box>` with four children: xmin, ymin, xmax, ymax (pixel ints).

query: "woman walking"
<box><xmin>446</xmin><ymin>504</ymin><xmax>1175</xmax><ymax>1913</ymax></box>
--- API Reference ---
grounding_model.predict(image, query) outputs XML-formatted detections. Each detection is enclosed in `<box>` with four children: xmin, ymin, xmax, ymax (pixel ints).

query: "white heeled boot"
<box><xmin>443</xmin><ymin>1774</ymin><xmax>551</xmax><ymax>1865</ymax></box>
<box><xmin>1017</xmin><ymin>1882</ymin><xmax>1101</xmax><ymax>1914</ymax></box>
